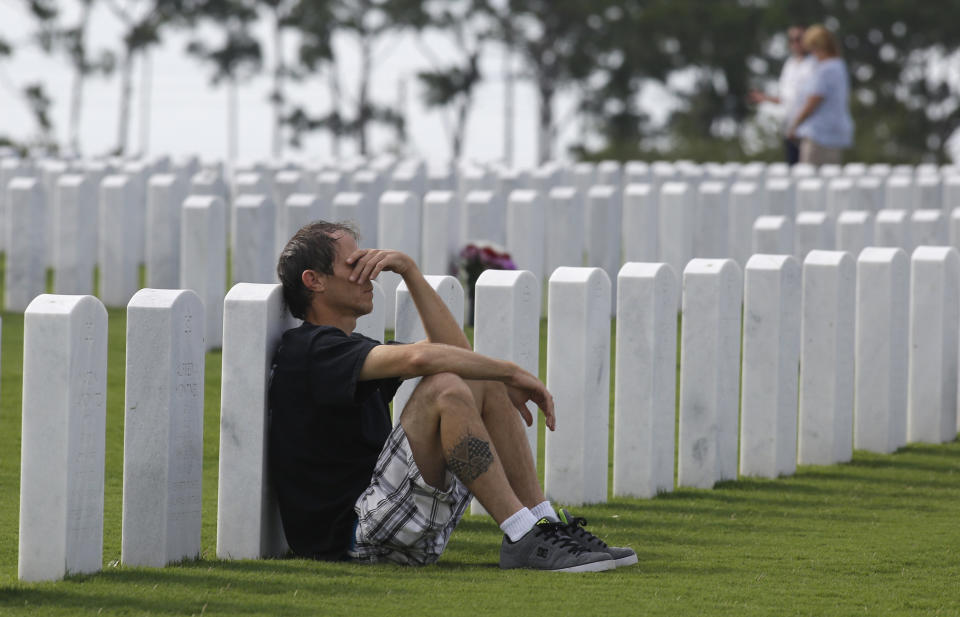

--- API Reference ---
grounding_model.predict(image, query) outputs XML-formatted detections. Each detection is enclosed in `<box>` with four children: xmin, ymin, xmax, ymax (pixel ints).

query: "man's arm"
<box><xmin>346</xmin><ymin>247</ymin><xmax>470</xmax><ymax>349</ymax></box>
<box><xmin>359</xmin><ymin>342</ymin><xmax>555</xmax><ymax>430</ymax></box>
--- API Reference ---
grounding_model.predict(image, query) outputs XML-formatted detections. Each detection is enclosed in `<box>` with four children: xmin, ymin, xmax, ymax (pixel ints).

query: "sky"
<box><xmin>0</xmin><ymin>1</ymin><xmax>664</xmax><ymax>170</ymax></box>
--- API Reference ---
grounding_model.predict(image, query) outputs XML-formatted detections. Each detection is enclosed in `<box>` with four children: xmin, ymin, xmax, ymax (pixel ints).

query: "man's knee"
<box><xmin>414</xmin><ymin>372</ymin><xmax>477</xmax><ymax>412</ymax></box>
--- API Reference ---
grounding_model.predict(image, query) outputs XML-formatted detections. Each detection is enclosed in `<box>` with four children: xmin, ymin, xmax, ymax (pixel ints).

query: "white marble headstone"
<box><xmin>798</xmin><ymin>250</ymin><xmax>855</xmax><ymax>465</ymax></box>
<box><xmin>53</xmin><ymin>175</ymin><xmax>97</xmax><ymax>295</ymax></box>
<box><xmin>19</xmin><ymin>294</ymin><xmax>107</xmax><ymax>582</ymax></box>
<box><xmin>420</xmin><ymin>191</ymin><xmax>458</xmax><ymax>275</ymax></box>
<box><xmin>180</xmin><ymin>195</ymin><xmax>226</xmax><ymax>350</ymax></box>
<box><xmin>545</xmin><ymin>267</ymin><xmax>611</xmax><ymax>505</ymax></box>
<box><xmin>795</xmin><ymin>211</ymin><xmax>834</xmax><ymax>260</ymax></box>
<box><xmin>378</xmin><ymin>191</ymin><xmax>422</xmax><ymax>329</ymax></box>
<box><xmin>855</xmin><ymin>247</ymin><xmax>909</xmax><ymax>453</ymax></box>
<box><xmin>677</xmin><ymin>259</ymin><xmax>742</xmax><ymax>488</ymax></box>
<box><xmin>739</xmin><ymin>254</ymin><xmax>801</xmax><ymax>478</ymax></box>
<box><xmin>614</xmin><ymin>262</ymin><xmax>677</xmax><ymax>498</ymax></box>
<box><xmin>146</xmin><ymin>174</ymin><xmax>188</xmax><ymax>289</ymax></box>
<box><xmin>875</xmin><ymin>209</ymin><xmax>912</xmax><ymax>252</ymax></box>
<box><xmin>5</xmin><ymin>178</ymin><xmax>46</xmax><ymax>311</ymax></box>
<box><xmin>728</xmin><ymin>181</ymin><xmax>760</xmax><ymax>269</ymax></box>
<box><xmin>752</xmin><ymin>215</ymin><xmax>794</xmax><ymax>255</ymax></box>
<box><xmin>122</xmin><ymin>288</ymin><xmax>205</xmax><ymax>567</ymax></box>
<box><xmin>99</xmin><ymin>175</ymin><xmax>141</xmax><ymax>307</ymax></box>
<box><xmin>232</xmin><ymin>194</ymin><xmax>277</xmax><ymax>285</ymax></box>
<box><xmin>622</xmin><ymin>184</ymin><xmax>658</xmax><ymax>263</ymax></box>
<box><xmin>217</xmin><ymin>283</ymin><xmax>296</xmax><ymax>559</ymax></box>
<box><xmin>906</xmin><ymin>246</ymin><xmax>960</xmax><ymax>443</ymax></box>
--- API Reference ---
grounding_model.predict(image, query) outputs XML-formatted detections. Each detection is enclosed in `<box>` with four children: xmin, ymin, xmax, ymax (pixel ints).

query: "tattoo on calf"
<box><xmin>446</xmin><ymin>432</ymin><xmax>494</xmax><ymax>485</ymax></box>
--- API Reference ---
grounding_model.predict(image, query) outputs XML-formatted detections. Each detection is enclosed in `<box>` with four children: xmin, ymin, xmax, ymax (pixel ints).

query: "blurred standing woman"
<box><xmin>787</xmin><ymin>25</ymin><xmax>854</xmax><ymax>164</ymax></box>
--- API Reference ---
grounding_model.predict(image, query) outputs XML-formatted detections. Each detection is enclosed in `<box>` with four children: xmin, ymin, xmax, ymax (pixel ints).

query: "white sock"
<box><xmin>500</xmin><ymin>507</ymin><xmax>538</xmax><ymax>543</ymax></box>
<box><xmin>531</xmin><ymin>500</ymin><xmax>559</xmax><ymax>522</ymax></box>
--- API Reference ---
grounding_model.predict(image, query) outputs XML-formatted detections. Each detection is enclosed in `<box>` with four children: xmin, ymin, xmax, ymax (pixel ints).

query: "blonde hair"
<box><xmin>803</xmin><ymin>25</ymin><xmax>841</xmax><ymax>57</ymax></box>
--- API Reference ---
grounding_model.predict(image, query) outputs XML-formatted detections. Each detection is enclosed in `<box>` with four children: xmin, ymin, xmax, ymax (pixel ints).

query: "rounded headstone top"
<box><xmin>465</xmin><ymin>190</ymin><xmax>494</xmax><ymax>203</ymax></box>
<box><xmin>876</xmin><ymin>209</ymin><xmax>908</xmax><ymax>222</ymax></box>
<box><xmin>886</xmin><ymin>175</ymin><xmax>913</xmax><ymax>187</ymax></box>
<box><xmin>508</xmin><ymin>189</ymin><xmax>539</xmax><ymax>204</ymax></box>
<box><xmin>746</xmin><ymin>254</ymin><xmax>800</xmax><ymax>272</ymax></box>
<box><xmin>423</xmin><ymin>190</ymin><xmax>454</xmax><ymax>203</ymax></box>
<box><xmin>911</xmin><ymin>209</ymin><xmax>942</xmax><ymax>222</ymax></box>
<box><xmin>661</xmin><ymin>181</ymin><xmax>688</xmax><ymax>195</ymax></box>
<box><xmin>332</xmin><ymin>191</ymin><xmax>364</xmax><ymax>206</ymax></box>
<box><xmin>684</xmin><ymin>258</ymin><xmax>740</xmax><ymax>278</ymax></box>
<box><xmin>828</xmin><ymin>177</ymin><xmax>854</xmax><ymax>189</ymax></box>
<box><xmin>286</xmin><ymin>193</ymin><xmax>319</xmax><ymax>208</ymax></box>
<box><xmin>147</xmin><ymin>173</ymin><xmax>178</xmax><ymax>187</ymax></box>
<box><xmin>624</xmin><ymin>183</ymin><xmax>652</xmax><ymax>197</ymax></box>
<box><xmin>798</xmin><ymin>177</ymin><xmax>824</xmax><ymax>190</ymax></box>
<box><xmin>378</xmin><ymin>190</ymin><xmax>414</xmax><ymax>206</ymax></box>
<box><xmin>183</xmin><ymin>194</ymin><xmax>223</xmax><ymax>210</ymax></box>
<box><xmin>128</xmin><ymin>288</ymin><xmax>202</xmax><ymax>310</ymax></box>
<box><xmin>796</xmin><ymin>211</ymin><xmax>828</xmax><ymax>224</ymax></box>
<box><xmin>698</xmin><ymin>181</ymin><xmax>726</xmax><ymax>194</ymax></box>
<box><xmin>753</xmin><ymin>215</ymin><xmax>789</xmax><ymax>229</ymax></box>
<box><xmin>837</xmin><ymin>210</ymin><xmax>872</xmax><ymax>223</ymax></box>
<box><xmin>548</xmin><ymin>186</ymin><xmax>577</xmax><ymax>200</ymax></box>
<box><xmin>730</xmin><ymin>181</ymin><xmax>758</xmax><ymax>195</ymax></box>
<box><xmin>224</xmin><ymin>282</ymin><xmax>283</xmax><ymax>303</ymax></box>
<box><xmin>911</xmin><ymin>246</ymin><xmax>959</xmax><ymax>263</ymax></box>
<box><xmin>857</xmin><ymin>246</ymin><xmax>907</xmax><ymax>264</ymax></box>
<box><xmin>804</xmin><ymin>250</ymin><xmax>853</xmax><ymax>268</ymax></box>
<box><xmin>57</xmin><ymin>174</ymin><xmax>87</xmax><ymax>188</ymax></box>
<box><xmin>549</xmin><ymin>266</ymin><xmax>611</xmax><ymax>288</ymax></box>
<box><xmin>587</xmin><ymin>185</ymin><xmax>616</xmax><ymax>199</ymax></box>
<box><xmin>476</xmin><ymin>268</ymin><xmax>536</xmax><ymax>289</ymax></box>
<box><xmin>25</xmin><ymin>293</ymin><xmax>105</xmax><ymax>317</ymax></box>
<box><xmin>618</xmin><ymin>261</ymin><xmax>676</xmax><ymax>283</ymax></box>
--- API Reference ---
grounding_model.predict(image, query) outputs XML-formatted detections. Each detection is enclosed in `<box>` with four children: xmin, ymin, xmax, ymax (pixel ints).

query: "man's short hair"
<box><xmin>277</xmin><ymin>220</ymin><xmax>359</xmax><ymax>320</ymax></box>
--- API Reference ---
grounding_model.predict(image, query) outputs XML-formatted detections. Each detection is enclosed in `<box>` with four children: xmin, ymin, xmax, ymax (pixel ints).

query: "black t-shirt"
<box><xmin>268</xmin><ymin>323</ymin><xmax>402</xmax><ymax>560</ymax></box>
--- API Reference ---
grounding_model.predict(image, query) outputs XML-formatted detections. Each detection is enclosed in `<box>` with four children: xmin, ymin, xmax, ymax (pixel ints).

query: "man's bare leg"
<box><xmin>399</xmin><ymin>372</ymin><xmax>525</xmax><ymax>525</ymax></box>
<box><xmin>465</xmin><ymin>380</ymin><xmax>545</xmax><ymax>509</ymax></box>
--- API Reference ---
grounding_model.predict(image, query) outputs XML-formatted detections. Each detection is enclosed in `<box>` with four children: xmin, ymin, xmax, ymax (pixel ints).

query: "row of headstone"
<box><xmin>20</xmin><ymin>238</ymin><xmax>960</xmax><ymax>579</ymax></box>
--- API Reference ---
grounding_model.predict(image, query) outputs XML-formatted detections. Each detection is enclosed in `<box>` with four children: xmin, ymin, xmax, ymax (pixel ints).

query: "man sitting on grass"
<box><xmin>269</xmin><ymin>221</ymin><xmax>637</xmax><ymax>572</ymax></box>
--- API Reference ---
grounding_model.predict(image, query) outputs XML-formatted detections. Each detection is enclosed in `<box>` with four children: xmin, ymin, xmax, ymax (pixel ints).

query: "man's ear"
<box><xmin>302</xmin><ymin>269</ymin><xmax>325</xmax><ymax>293</ymax></box>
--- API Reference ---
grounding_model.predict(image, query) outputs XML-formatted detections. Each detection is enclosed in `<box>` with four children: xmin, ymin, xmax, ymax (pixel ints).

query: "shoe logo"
<box><xmin>536</xmin><ymin>547</ymin><xmax>549</xmax><ymax>559</ymax></box>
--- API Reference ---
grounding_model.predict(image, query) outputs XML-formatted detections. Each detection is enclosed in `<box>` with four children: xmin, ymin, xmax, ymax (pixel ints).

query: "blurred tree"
<box><xmin>576</xmin><ymin>0</ymin><xmax>960</xmax><ymax>163</ymax></box>
<box><xmin>29</xmin><ymin>0</ymin><xmax>116</xmax><ymax>156</ymax></box>
<box><xmin>104</xmin><ymin>0</ymin><xmax>200</xmax><ymax>156</ymax></box>
<box><xmin>416</xmin><ymin>0</ymin><xmax>486</xmax><ymax>165</ymax></box>
<box><xmin>186</xmin><ymin>0</ymin><xmax>262</xmax><ymax>164</ymax></box>
<box><xmin>485</xmin><ymin>0</ymin><xmax>604</xmax><ymax>164</ymax></box>
<box><xmin>287</xmin><ymin>0</ymin><xmax>426</xmax><ymax>156</ymax></box>
<box><xmin>764</xmin><ymin>0</ymin><xmax>960</xmax><ymax>163</ymax></box>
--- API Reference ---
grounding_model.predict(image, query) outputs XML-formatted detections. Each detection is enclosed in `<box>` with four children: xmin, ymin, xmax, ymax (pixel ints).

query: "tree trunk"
<box><xmin>271</xmin><ymin>10</ymin><xmax>284</xmax><ymax>160</ymax></box>
<box><xmin>453</xmin><ymin>91</ymin><xmax>473</xmax><ymax>164</ymax></box>
<box><xmin>228</xmin><ymin>77</ymin><xmax>238</xmax><ymax>164</ymax></box>
<box><xmin>67</xmin><ymin>0</ymin><xmax>92</xmax><ymax>157</ymax></box>
<box><xmin>138</xmin><ymin>50</ymin><xmax>152</xmax><ymax>156</ymax></box>
<box><xmin>357</xmin><ymin>35</ymin><xmax>372</xmax><ymax>156</ymax></box>
<box><xmin>537</xmin><ymin>78</ymin><xmax>554</xmax><ymax>165</ymax></box>
<box><xmin>115</xmin><ymin>45</ymin><xmax>135</xmax><ymax>156</ymax></box>
<box><xmin>327</xmin><ymin>67</ymin><xmax>341</xmax><ymax>158</ymax></box>
<box><xmin>503</xmin><ymin>44</ymin><xmax>514</xmax><ymax>168</ymax></box>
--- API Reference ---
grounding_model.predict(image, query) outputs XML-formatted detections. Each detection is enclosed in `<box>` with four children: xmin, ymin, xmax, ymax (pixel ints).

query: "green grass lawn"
<box><xmin>1</xmin><ymin>306</ymin><xmax>959</xmax><ymax>616</ymax></box>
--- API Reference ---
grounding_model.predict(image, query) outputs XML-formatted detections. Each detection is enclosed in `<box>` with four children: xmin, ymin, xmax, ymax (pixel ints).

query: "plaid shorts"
<box><xmin>347</xmin><ymin>423</ymin><xmax>472</xmax><ymax>565</ymax></box>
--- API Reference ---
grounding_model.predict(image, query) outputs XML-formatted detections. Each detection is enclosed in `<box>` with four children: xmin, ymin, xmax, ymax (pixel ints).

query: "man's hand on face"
<box><xmin>346</xmin><ymin>249</ymin><xmax>416</xmax><ymax>284</ymax></box>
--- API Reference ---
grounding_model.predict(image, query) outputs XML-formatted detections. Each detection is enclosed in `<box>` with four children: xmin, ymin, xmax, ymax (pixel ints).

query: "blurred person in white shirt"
<box><xmin>750</xmin><ymin>25</ymin><xmax>816</xmax><ymax>166</ymax></box>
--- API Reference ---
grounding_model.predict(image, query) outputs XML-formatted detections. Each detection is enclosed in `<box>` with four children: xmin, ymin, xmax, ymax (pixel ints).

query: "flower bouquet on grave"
<box><xmin>453</xmin><ymin>242</ymin><xmax>516</xmax><ymax>326</ymax></box>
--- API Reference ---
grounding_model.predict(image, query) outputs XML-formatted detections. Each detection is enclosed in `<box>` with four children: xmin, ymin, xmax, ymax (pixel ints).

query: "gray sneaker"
<box><xmin>558</xmin><ymin>508</ymin><xmax>638</xmax><ymax>568</ymax></box>
<box><xmin>499</xmin><ymin>518</ymin><xmax>615</xmax><ymax>572</ymax></box>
